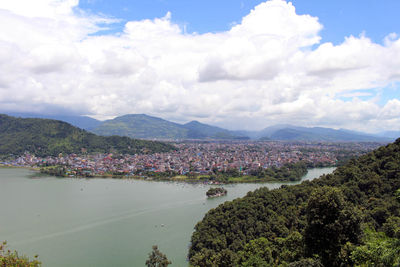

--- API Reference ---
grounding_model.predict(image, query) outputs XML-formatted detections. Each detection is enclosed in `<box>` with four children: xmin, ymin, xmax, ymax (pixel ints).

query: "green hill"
<box><xmin>6</xmin><ymin>112</ymin><xmax>102</xmax><ymax>130</ymax></box>
<box><xmin>92</xmin><ymin>114</ymin><xmax>188</xmax><ymax>139</ymax></box>
<box><xmin>189</xmin><ymin>139</ymin><xmax>400</xmax><ymax>266</ymax></box>
<box><xmin>0</xmin><ymin>114</ymin><xmax>175</xmax><ymax>157</ymax></box>
<box><xmin>91</xmin><ymin>114</ymin><xmax>248</xmax><ymax>140</ymax></box>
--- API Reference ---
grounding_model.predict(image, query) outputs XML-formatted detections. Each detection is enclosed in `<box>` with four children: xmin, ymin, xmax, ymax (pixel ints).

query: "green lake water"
<box><xmin>0</xmin><ymin>167</ymin><xmax>335</xmax><ymax>267</ymax></box>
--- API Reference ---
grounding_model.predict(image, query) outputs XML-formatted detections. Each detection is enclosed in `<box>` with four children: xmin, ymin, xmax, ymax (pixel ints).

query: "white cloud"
<box><xmin>379</xmin><ymin>99</ymin><xmax>400</xmax><ymax>119</ymax></box>
<box><xmin>0</xmin><ymin>0</ymin><xmax>78</xmax><ymax>18</ymax></box>
<box><xmin>0</xmin><ymin>0</ymin><xmax>399</xmax><ymax>132</ymax></box>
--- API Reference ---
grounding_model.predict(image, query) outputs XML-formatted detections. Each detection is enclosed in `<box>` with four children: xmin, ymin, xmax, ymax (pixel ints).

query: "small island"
<box><xmin>206</xmin><ymin>187</ymin><xmax>227</xmax><ymax>198</ymax></box>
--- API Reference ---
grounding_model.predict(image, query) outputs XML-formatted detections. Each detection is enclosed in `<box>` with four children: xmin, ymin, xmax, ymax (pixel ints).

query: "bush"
<box><xmin>0</xmin><ymin>241</ymin><xmax>41</xmax><ymax>266</ymax></box>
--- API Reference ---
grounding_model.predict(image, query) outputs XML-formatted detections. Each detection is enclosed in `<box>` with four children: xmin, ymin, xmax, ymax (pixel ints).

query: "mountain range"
<box><xmin>250</xmin><ymin>125</ymin><xmax>390</xmax><ymax>142</ymax></box>
<box><xmin>5</xmin><ymin>112</ymin><xmax>396</xmax><ymax>142</ymax></box>
<box><xmin>0</xmin><ymin>114</ymin><xmax>174</xmax><ymax>157</ymax></box>
<box><xmin>91</xmin><ymin>114</ymin><xmax>249</xmax><ymax>140</ymax></box>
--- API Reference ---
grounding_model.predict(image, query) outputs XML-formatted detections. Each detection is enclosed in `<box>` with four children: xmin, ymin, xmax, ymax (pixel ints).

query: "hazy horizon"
<box><xmin>3</xmin><ymin>111</ymin><xmax>398</xmax><ymax>135</ymax></box>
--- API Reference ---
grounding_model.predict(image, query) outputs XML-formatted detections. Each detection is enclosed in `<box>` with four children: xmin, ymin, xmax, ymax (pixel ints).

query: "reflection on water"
<box><xmin>0</xmin><ymin>167</ymin><xmax>335</xmax><ymax>267</ymax></box>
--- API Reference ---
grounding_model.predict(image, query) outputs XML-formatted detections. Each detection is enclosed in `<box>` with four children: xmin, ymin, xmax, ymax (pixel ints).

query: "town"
<box><xmin>1</xmin><ymin>141</ymin><xmax>383</xmax><ymax>179</ymax></box>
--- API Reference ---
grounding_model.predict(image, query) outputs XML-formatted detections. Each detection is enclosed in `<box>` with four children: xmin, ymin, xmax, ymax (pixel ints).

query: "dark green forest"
<box><xmin>0</xmin><ymin>114</ymin><xmax>175</xmax><ymax>157</ymax></box>
<box><xmin>189</xmin><ymin>139</ymin><xmax>400</xmax><ymax>266</ymax></box>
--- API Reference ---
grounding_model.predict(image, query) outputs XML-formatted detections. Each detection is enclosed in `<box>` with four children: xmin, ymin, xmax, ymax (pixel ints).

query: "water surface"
<box><xmin>0</xmin><ymin>167</ymin><xmax>335</xmax><ymax>266</ymax></box>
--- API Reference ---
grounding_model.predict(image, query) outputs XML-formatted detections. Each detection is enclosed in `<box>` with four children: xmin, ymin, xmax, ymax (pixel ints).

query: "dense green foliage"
<box><xmin>206</xmin><ymin>187</ymin><xmax>227</xmax><ymax>197</ymax></box>
<box><xmin>145</xmin><ymin>245</ymin><xmax>171</xmax><ymax>267</ymax></box>
<box><xmin>244</xmin><ymin>162</ymin><xmax>308</xmax><ymax>182</ymax></box>
<box><xmin>351</xmin><ymin>229</ymin><xmax>400</xmax><ymax>266</ymax></box>
<box><xmin>40</xmin><ymin>166</ymin><xmax>95</xmax><ymax>178</ymax></box>
<box><xmin>304</xmin><ymin>187</ymin><xmax>361</xmax><ymax>266</ymax></box>
<box><xmin>40</xmin><ymin>166</ymin><xmax>68</xmax><ymax>177</ymax></box>
<box><xmin>0</xmin><ymin>114</ymin><xmax>175</xmax><ymax>157</ymax></box>
<box><xmin>91</xmin><ymin>114</ymin><xmax>247</xmax><ymax>140</ymax></box>
<box><xmin>0</xmin><ymin>241</ymin><xmax>41</xmax><ymax>266</ymax></box>
<box><xmin>189</xmin><ymin>138</ymin><xmax>400</xmax><ymax>266</ymax></box>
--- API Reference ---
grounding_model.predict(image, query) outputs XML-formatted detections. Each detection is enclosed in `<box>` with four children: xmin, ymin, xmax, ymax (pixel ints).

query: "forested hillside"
<box><xmin>6</xmin><ymin>112</ymin><xmax>101</xmax><ymax>130</ymax></box>
<box><xmin>189</xmin><ymin>139</ymin><xmax>400</xmax><ymax>266</ymax></box>
<box><xmin>92</xmin><ymin>114</ymin><xmax>188</xmax><ymax>139</ymax></box>
<box><xmin>91</xmin><ymin>114</ymin><xmax>247</xmax><ymax>140</ymax></box>
<box><xmin>0</xmin><ymin>114</ymin><xmax>175</xmax><ymax>157</ymax></box>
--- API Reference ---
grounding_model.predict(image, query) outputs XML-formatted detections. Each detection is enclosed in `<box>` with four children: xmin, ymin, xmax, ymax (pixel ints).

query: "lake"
<box><xmin>0</xmin><ymin>167</ymin><xmax>335</xmax><ymax>266</ymax></box>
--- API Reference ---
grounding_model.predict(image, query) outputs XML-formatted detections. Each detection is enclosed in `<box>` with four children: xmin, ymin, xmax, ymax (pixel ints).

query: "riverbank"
<box><xmin>38</xmin><ymin>161</ymin><xmax>315</xmax><ymax>184</ymax></box>
<box><xmin>0</xmin><ymin>164</ymin><xmax>39</xmax><ymax>170</ymax></box>
<box><xmin>1</xmin><ymin>162</ymin><xmax>336</xmax><ymax>185</ymax></box>
<box><xmin>35</xmin><ymin>170</ymin><xmax>310</xmax><ymax>184</ymax></box>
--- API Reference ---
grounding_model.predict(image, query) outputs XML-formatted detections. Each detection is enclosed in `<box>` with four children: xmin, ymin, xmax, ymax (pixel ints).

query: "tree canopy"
<box><xmin>189</xmin><ymin>138</ymin><xmax>400</xmax><ymax>266</ymax></box>
<box><xmin>145</xmin><ymin>245</ymin><xmax>171</xmax><ymax>267</ymax></box>
<box><xmin>0</xmin><ymin>241</ymin><xmax>41</xmax><ymax>267</ymax></box>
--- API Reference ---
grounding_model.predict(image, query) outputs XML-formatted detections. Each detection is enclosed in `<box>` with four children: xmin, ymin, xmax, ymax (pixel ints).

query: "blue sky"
<box><xmin>79</xmin><ymin>0</ymin><xmax>400</xmax><ymax>45</ymax></box>
<box><xmin>77</xmin><ymin>0</ymin><xmax>400</xmax><ymax>120</ymax></box>
<box><xmin>1</xmin><ymin>0</ymin><xmax>399</xmax><ymax>131</ymax></box>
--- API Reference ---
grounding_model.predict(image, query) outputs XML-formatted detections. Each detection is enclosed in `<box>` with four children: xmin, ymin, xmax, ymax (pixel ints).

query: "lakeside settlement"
<box><xmin>1</xmin><ymin>141</ymin><xmax>380</xmax><ymax>183</ymax></box>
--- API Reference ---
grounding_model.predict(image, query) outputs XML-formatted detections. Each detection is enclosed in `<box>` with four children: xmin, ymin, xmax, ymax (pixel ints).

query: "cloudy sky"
<box><xmin>0</xmin><ymin>0</ymin><xmax>399</xmax><ymax>132</ymax></box>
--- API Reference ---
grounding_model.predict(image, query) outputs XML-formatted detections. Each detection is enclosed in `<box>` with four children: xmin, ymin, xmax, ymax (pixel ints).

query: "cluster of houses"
<box><xmin>2</xmin><ymin>141</ymin><xmax>379</xmax><ymax>177</ymax></box>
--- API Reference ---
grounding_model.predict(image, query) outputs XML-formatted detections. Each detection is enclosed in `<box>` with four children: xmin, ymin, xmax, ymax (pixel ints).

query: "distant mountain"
<box><xmin>259</xmin><ymin>125</ymin><xmax>391</xmax><ymax>142</ymax></box>
<box><xmin>0</xmin><ymin>114</ymin><xmax>174</xmax><ymax>157</ymax></box>
<box><xmin>257</xmin><ymin>124</ymin><xmax>294</xmax><ymax>139</ymax></box>
<box><xmin>6</xmin><ymin>112</ymin><xmax>393</xmax><ymax>142</ymax></box>
<box><xmin>235</xmin><ymin>124</ymin><xmax>296</xmax><ymax>140</ymax></box>
<box><xmin>233</xmin><ymin>130</ymin><xmax>259</xmax><ymax>139</ymax></box>
<box><xmin>92</xmin><ymin>114</ymin><xmax>188</xmax><ymax>139</ymax></box>
<box><xmin>183</xmin><ymin>121</ymin><xmax>249</xmax><ymax>140</ymax></box>
<box><xmin>6</xmin><ymin>112</ymin><xmax>101</xmax><ymax>130</ymax></box>
<box><xmin>91</xmin><ymin>114</ymin><xmax>248</xmax><ymax>140</ymax></box>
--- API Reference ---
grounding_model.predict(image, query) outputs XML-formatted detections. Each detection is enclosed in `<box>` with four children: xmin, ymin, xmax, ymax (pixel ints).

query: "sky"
<box><xmin>0</xmin><ymin>0</ymin><xmax>399</xmax><ymax>132</ymax></box>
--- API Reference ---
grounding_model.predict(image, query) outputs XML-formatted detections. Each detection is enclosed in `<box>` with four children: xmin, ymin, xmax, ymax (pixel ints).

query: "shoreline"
<box><xmin>1</xmin><ymin>164</ymin><xmax>336</xmax><ymax>184</ymax></box>
<box><xmin>0</xmin><ymin>164</ymin><xmax>39</xmax><ymax>171</ymax></box>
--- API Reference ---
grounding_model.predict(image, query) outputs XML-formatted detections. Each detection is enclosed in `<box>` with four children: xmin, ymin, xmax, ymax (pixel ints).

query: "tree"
<box><xmin>189</xmin><ymin>139</ymin><xmax>400</xmax><ymax>266</ymax></box>
<box><xmin>237</xmin><ymin>237</ymin><xmax>273</xmax><ymax>266</ymax></box>
<box><xmin>288</xmin><ymin>258</ymin><xmax>323</xmax><ymax>267</ymax></box>
<box><xmin>383</xmin><ymin>216</ymin><xmax>400</xmax><ymax>238</ymax></box>
<box><xmin>0</xmin><ymin>241</ymin><xmax>41</xmax><ymax>266</ymax></box>
<box><xmin>145</xmin><ymin>245</ymin><xmax>171</xmax><ymax>267</ymax></box>
<box><xmin>351</xmin><ymin>229</ymin><xmax>400</xmax><ymax>267</ymax></box>
<box><xmin>304</xmin><ymin>187</ymin><xmax>361</xmax><ymax>267</ymax></box>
